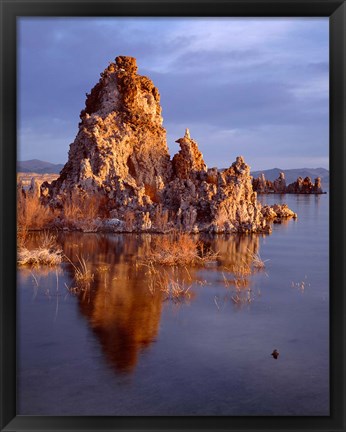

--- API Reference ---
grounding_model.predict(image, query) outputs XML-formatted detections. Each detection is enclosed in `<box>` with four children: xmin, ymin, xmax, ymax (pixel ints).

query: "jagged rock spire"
<box><xmin>48</xmin><ymin>56</ymin><xmax>172</xmax><ymax>205</ymax></box>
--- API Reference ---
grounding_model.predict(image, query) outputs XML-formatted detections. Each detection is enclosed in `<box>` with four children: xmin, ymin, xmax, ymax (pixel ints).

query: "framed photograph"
<box><xmin>1</xmin><ymin>0</ymin><xmax>345</xmax><ymax>431</ymax></box>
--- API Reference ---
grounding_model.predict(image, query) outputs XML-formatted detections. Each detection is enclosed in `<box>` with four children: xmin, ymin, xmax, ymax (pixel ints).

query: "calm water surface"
<box><xmin>17</xmin><ymin>193</ymin><xmax>329</xmax><ymax>415</ymax></box>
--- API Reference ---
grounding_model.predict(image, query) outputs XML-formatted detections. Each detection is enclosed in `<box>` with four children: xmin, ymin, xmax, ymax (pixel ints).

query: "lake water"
<box><xmin>17</xmin><ymin>193</ymin><xmax>329</xmax><ymax>416</ymax></box>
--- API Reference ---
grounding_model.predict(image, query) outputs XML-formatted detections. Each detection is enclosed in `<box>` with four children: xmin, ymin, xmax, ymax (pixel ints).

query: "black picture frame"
<box><xmin>1</xmin><ymin>0</ymin><xmax>345</xmax><ymax>431</ymax></box>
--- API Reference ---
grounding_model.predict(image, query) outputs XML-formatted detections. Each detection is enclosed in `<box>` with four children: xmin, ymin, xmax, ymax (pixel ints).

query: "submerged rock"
<box><xmin>261</xmin><ymin>204</ymin><xmax>297</xmax><ymax>221</ymax></box>
<box><xmin>271</xmin><ymin>349</ymin><xmax>279</xmax><ymax>359</ymax></box>
<box><xmin>43</xmin><ymin>56</ymin><xmax>297</xmax><ymax>233</ymax></box>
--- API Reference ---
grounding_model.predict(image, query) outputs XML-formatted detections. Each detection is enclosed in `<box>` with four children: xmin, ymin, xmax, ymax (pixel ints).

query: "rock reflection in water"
<box><xmin>201</xmin><ymin>233</ymin><xmax>263</xmax><ymax>291</ymax></box>
<box><xmin>58</xmin><ymin>232</ymin><xmax>264</xmax><ymax>372</ymax></box>
<box><xmin>84</xmin><ymin>268</ymin><xmax>163</xmax><ymax>373</ymax></box>
<box><xmin>61</xmin><ymin>234</ymin><xmax>163</xmax><ymax>373</ymax></box>
<box><xmin>209</xmin><ymin>233</ymin><xmax>261</xmax><ymax>269</ymax></box>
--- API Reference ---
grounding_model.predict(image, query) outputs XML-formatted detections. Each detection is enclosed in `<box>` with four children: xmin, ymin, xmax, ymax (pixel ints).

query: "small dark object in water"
<box><xmin>271</xmin><ymin>349</ymin><xmax>279</xmax><ymax>359</ymax></box>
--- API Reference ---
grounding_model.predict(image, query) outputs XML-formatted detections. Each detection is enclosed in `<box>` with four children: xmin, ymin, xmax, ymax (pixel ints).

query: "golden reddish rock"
<box><xmin>43</xmin><ymin>56</ymin><xmax>297</xmax><ymax>233</ymax></box>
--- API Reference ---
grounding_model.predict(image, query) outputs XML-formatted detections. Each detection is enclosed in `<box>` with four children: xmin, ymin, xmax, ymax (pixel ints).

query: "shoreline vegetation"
<box><xmin>16</xmin><ymin>188</ymin><xmax>291</xmax><ymax>268</ymax></box>
<box><xmin>17</xmin><ymin>171</ymin><xmax>298</xmax><ymax>236</ymax></box>
<box><xmin>18</xmin><ymin>230</ymin><xmax>268</xmax><ymax>306</ymax></box>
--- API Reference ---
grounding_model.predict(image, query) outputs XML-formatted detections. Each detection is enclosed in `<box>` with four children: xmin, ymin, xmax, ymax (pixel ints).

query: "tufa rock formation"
<box><xmin>42</xmin><ymin>56</ymin><xmax>297</xmax><ymax>233</ymax></box>
<box><xmin>45</xmin><ymin>56</ymin><xmax>171</xmax><ymax>210</ymax></box>
<box><xmin>252</xmin><ymin>173</ymin><xmax>273</xmax><ymax>194</ymax></box>
<box><xmin>273</xmin><ymin>172</ymin><xmax>286</xmax><ymax>193</ymax></box>
<box><xmin>252</xmin><ymin>172</ymin><xmax>324</xmax><ymax>194</ymax></box>
<box><xmin>28</xmin><ymin>177</ymin><xmax>44</xmax><ymax>199</ymax></box>
<box><xmin>285</xmin><ymin>176</ymin><xmax>323</xmax><ymax>194</ymax></box>
<box><xmin>172</xmin><ymin>128</ymin><xmax>207</xmax><ymax>179</ymax></box>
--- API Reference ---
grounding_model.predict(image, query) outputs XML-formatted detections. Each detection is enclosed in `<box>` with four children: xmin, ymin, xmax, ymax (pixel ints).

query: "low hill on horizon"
<box><xmin>251</xmin><ymin>167</ymin><xmax>329</xmax><ymax>186</ymax></box>
<box><xmin>18</xmin><ymin>159</ymin><xmax>330</xmax><ymax>187</ymax></box>
<box><xmin>17</xmin><ymin>159</ymin><xmax>64</xmax><ymax>174</ymax></box>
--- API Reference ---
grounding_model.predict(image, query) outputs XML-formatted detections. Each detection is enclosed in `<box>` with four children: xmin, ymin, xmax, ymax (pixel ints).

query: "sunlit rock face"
<box><xmin>44</xmin><ymin>56</ymin><xmax>297</xmax><ymax>233</ymax></box>
<box><xmin>46</xmin><ymin>56</ymin><xmax>171</xmax><ymax>208</ymax></box>
<box><xmin>172</xmin><ymin>128</ymin><xmax>207</xmax><ymax>180</ymax></box>
<box><xmin>164</xmin><ymin>149</ymin><xmax>270</xmax><ymax>233</ymax></box>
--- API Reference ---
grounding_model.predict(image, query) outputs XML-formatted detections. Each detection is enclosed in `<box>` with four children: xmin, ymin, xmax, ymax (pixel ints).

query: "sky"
<box><xmin>18</xmin><ymin>17</ymin><xmax>329</xmax><ymax>171</ymax></box>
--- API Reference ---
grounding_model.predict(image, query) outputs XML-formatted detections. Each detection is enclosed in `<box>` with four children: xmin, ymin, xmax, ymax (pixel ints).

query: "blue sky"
<box><xmin>18</xmin><ymin>17</ymin><xmax>329</xmax><ymax>171</ymax></box>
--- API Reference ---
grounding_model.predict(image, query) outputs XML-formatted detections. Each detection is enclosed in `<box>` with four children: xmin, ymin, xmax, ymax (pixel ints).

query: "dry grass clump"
<box><xmin>232</xmin><ymin>263</ymin><xmax>252</xmax><ymax>278</ymax></box>
<box><xmin>214</xmin><ymin>286</ymin><xmax>255</xmax><ymax>310</ymax></box>
<box><xmin>66</xmin><ymin>255</ymin><xmax>95</xmax><ymax>293</ymax></box>
<box><xmin>162</xmin><ymin>279</ymin><xmax>192</xmax><ymax>303</ymax></box>
<box><xmin>63</xmin><ymin>191</ymin><xmax>103</xmax><ymax>220</ymax></box>
<box><xmin>63</xmin><ymin>200</ymin><xmax>82</xmax><ymax>223</ymax></box>
<box><xmin>17</xmin><ymin>193</ymin><xmax>56</xmax><ymax>232</ymax></box>
<box><xmin>142</xmin><ymin>262</ymin><xmax>193</xmax><ymax>303</ymax></box>
<box><xmin>221</xmin><ymin>248</ymin><xmax>268</xmax><ymax>292</ymax></box>
<box><xmin>152</xmin><ymin>204</ymin><xmax>170</xmax><ymax>232</ymax></box>
<box><xmin>231</xmin><ymin>288</ymin><xmax>253</xmax><ymax>305</ymax></box>
<box><xmin>219</xmin><ymin>249</ymin><xmax>269</xmax><ymax>307</ymax></box>
<box><xmin>39</xmin><ymin>231</ymin><xmax>58</xmax><ymax>249</ymax></box>
<box><xmin>62</xmin><ymin>191</ymin><xmax>107</xmax><ymax>231</ymax></box>
<box><xmin>147</xmin><ymin>232</ymin><xmax>218</xmax><ymax>266</ymax></box>
<box><xmin>142</xmin><ymin>262</ymin><xmax>166</xmax><ymax>296</ymax></box>
<box><xmin>222</xmin><ymin>263</ymin><xmax>251</xmax><ymax>289</ymax></box>
<box><xmin>18</xmin><ymin>248</ymin><xmax>63</xmax><ymax>267</ymax></box>
<box><xmin>216</xmin><ymin>249</ymin><xmax>268</xmax><ymax>309</ymax></box>
<box><xmin>247</xmin><ymin>248</ymin><xmax>269</xmax><ymax>269</ymax></box>
<box><xmin>291</xmin><ymin>279</ymin><xmax>310</xmax><ymax>292</ymax></box>
<box><xmin>17</xmin><ymin>232</ymin><xmax>63</xmax><ymax>267</ymax></box>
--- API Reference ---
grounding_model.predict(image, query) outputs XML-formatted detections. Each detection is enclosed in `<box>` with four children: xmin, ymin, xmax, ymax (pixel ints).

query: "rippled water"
<box><xmin>17</xmin><ymin>193</ymin><xmax>329</xmax><ymax>415</ymax></box>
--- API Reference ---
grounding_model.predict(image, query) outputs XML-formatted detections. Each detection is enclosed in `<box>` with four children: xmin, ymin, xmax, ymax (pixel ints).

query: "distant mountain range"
<box><xmin>251</xmin><ymin>167</ymin><xmax>329</xmax><ymax>186</ymax></box>
<box><xmin>17</xmin><ymin>160</ymin><xmax>330</xmax><ymax>187</ymax></box>
<box><xmin>17</xmin><ymin>159</ymin><xmax>64</xmax><ymax>174</ymax></box>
